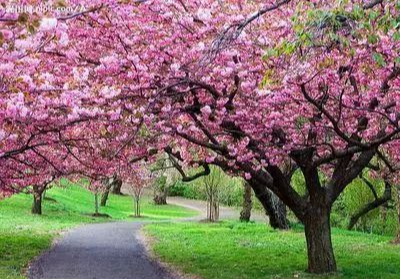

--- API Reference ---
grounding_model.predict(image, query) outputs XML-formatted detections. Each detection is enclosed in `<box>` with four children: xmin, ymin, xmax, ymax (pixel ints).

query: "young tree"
<box><xmin>202</xmin><ymin>166</ymin><xmax>225</xmax><ymax>222</ymax></box>
<box><xmin>125</xmin><ymin>166</ymin><xmax>153</xmax><ymax>218</ymax></box>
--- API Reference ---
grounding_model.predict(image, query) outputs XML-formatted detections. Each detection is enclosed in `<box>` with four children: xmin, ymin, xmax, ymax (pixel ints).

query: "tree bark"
<box><xmin>111</xmin><ymin>177</ymin><xmax>123</xmax><ymax>195</ymax></box>
<box><xmin>252</xmin><ymin>185</ymin><xmax>289</xmax><ymax>229</ymax></box>
<box><xmin>94</xmin><ymin>192</ymin><xmax>99</xmax><ymax>215</ymax></box>
<box><xmin>240</xmin><ymin>182</ymin><xmax>252</xmax><ymax>222</ymax></box>
<box><xmin>32</xmin><ymin>191</ymin><xmax>43</xmax><ymax>215</ymax></box>
<box><xmin>154</xmin><ymin>194</ymin><xmax>167</xmax><ymax>205</ymax></box>
<box><xmin>153</xmin><ymin>182</ymin><xmax>168</xmax><ymax>205</ymax></box>
<box><xmin>395</xmin><ymin>187</ymin><xmax>400</xmax><ymax>244</ymax></box>
<box><xmin>303</xmin><ymin>208</ymin><xmax>337</xmax><ymax>273</ymax></box>
<box><xmin>100</xmin><ymin>178</ymin><xmax>114</xmax><ymax>207</ymax></box>
<box><xmin>32</xmin><ymin>185</ymin><xmax>45</xmax><ymax>215</ymax></box>
<box><xmin>100</xmin><ymin>190</ymin><xmax>110</xmax><ymax>207</ymax></box>
<box><xmin>134</xmin><ymin>197</ymin><xmax>141</xmax><ymax>217</ymax></box>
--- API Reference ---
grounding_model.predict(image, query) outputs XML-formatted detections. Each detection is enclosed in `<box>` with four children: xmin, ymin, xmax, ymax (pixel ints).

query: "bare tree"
<box><xmin>203</xmin><ymin>166</ymin><xmax>227</xmax><ymax>222</ymax></box>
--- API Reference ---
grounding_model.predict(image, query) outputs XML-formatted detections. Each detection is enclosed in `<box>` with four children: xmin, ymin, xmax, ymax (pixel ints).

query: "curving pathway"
<box><xmin>28</xmin><ymin>197</ymin><xmax>266</xmax><ymax>279</ymax></box>
<box><xmin>28</xmin><ymin>221</ymin><xmax>175</xmax><ymax>279</ymax></box>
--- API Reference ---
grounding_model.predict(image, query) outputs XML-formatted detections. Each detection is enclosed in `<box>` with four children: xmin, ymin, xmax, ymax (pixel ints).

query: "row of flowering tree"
<box><xmin>0</xmin><ymin>0</ymin><xmax>399</xmax><ymax>274</ymax></box>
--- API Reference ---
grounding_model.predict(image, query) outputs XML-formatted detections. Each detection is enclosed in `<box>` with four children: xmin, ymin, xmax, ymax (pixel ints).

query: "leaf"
<box><xmin>368</xmin><ymin>34</ymin><xmax>379</xmax><ymax>44</ymax></box>
<box><xmin>372</xmin><ymin>52</ymin><xmax>386</xmax><ymax>67</ymax></box>
<box><xmin>393</xmin><ymin>32</ymin><xmax>400</xmax><ymax>41</ymax></box>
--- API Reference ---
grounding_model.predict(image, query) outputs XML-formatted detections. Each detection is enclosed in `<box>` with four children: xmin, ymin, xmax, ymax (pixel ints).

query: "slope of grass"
<box><xmin>0</xmin><ymin>182</ymin><xmax>197</xmax><ymax>279</ymax></box>
<box><xmin>145</xmin><ymin>221</ymin><xmax>400</xmax><ymax>279</ymax></box>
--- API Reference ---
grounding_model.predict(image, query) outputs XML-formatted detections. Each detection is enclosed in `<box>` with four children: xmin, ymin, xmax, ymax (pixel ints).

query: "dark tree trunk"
<box><xmin>269</xmin><ymin>194</ymin><xmax>288</xmax><ymax>229</ymax></box>
<box><xmin>32</xmin><ymin>185</ymin><xmax>45</xmax><ymax>215</ymax></box>
<box><xmin>240</xmin><ymin>182</ymin><xmax>252</xmax><ymax>222</ymax></box>
<box><xmin>100</xmin><ymin>178</ymin><xmax>114</xmax><ymax>207</ymax></box>
<box><xmin>100</xmin><ymin>191</ymin><xmax>110</xmax><ymax>207</ymax></box>
<box><xmin>154</xmin><ymin>194</ymin><xmax>167</xmax><ymax>205</ymax></box>
<box><xmin>153</xmin><ymin>184</ymin><xmax>168</xmax><ymax>205</ymax></box>
<box><xmin>32</xmin><ymin>192</ymin><xmax>43</xmax><ymax>215</ymax></box>
<box><xmin>111</xmin><ymin>178</ymin><xmax>123</xmax><ymax>195</ymax></box>
<box><xmin>252</xmin><ymin>185</ymin><xmax>289</xmax><ymax>229</ymax></box>
<box><xmin>303</xmin><ymin>208</ymin><xmax>337</xmax><ymax>274</ymax></box>
<box><xmin>94</xmin><ymin>192</ymin><xmax>99</xmax><ymax>215</ymax></box>
<box><xmin>395</xmin><ymin>187</ymin><xmax>400</xmax><ymax>244</ymax></box>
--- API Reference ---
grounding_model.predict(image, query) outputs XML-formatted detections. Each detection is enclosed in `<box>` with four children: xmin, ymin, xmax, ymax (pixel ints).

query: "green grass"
<box><xmin>145</xmin><ymin>221</ymin><xmax>400</xmax><ymax>279</ymax></box>
<box><xmin>0</xmin><ymin>181</ymin><xmax>197</xmax><ymax>279</ymax></box>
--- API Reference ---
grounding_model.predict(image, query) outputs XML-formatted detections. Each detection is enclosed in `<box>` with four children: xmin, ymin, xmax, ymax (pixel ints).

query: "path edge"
<box><xmin>137</xmin><ymin>226</ymin><xmax>203</xmax><ymax>279</ymax></box>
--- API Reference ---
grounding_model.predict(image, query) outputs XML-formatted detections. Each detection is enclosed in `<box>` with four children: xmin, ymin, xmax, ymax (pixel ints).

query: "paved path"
<box><xmin>28</xmin><ymin>197</ymin><xmax>267</xmax><ymax>279</ymax></box>
<box><xmin>28</xmin><ymin>222</ymin><xmax>174</xmax><ymax>279</ymax></box>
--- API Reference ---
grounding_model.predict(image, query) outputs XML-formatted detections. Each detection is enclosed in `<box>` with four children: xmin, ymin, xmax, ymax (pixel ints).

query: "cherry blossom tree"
<box><xmin>0</xmin><ymin>0</ymin><xmax>399</xmax><ymax>274</ymax></box>
<box><xmin>124</xmin><ymin>165</ymin><xmax>153</xmax><ymax>218</ymax></box>
<box><xmin>92</xmin><ymin>0</ymin><xmax>397</xmax><ymax>273</ymax></box>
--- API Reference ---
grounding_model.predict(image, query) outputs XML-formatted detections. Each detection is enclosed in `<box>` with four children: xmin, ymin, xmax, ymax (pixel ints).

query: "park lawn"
<box><xmin>0</xmin><ymin>181</ymin><xmax>197</xmax><ymax>279</ymax></box>
<box><xmin>145</xmin><ymin>221</ymin><xmax>400</xmax><ymax>279</ymax></box>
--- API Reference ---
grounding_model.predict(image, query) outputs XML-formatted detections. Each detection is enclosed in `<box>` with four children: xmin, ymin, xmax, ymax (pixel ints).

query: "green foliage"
<box><xmin>154</xmin><ymin>175</ymin><xmax>167</xmax><ymax>192</ymax></box>
<box><xmin>146</xmin><ymin>221</ymin><xmax>400</xmax><ymax>279</ymax></box>
<box><xmin>0</xmin><ymin>181</ymin><xmax>197</xmax><ymax>279</ymax></box>
<box><xmin>169</xmin><ymin>168</ymin><xmax>264</xmax><ymax>210</ymax></box>
<box><xmin>290</xmin><ymin>171</ymin><xmax>397</xmax><ymax>235</ymax></box>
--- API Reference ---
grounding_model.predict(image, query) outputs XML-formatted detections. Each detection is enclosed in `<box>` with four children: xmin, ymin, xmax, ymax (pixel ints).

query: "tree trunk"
<box><xmin>395</xmin><ymin>187</ymin><xmax>400</xmax><ymax>244</ymax></box>
<box><xmin>257</xmin><ymin>189</ymin><xmax>288</xmax><ymax>229</ymax></box>
<box><xmin>303</xmin><ymin>209</ymin><xmax>337</xmax><ymax>274</ymax></box>
<box><xmin>240</xmin><ymin>182</ymin><xmax>252</xmax><ymax>222</ymax></box>
<box><xmin>94</xmin><ymin>192</ymin><xmax>99</xmax><ymax>215</ymax></box>
<box><xmin>134</xmin><ymin>197</ymin><xmax>141</xmax><ymax>217</ymax></box>
<box><xmin>111</xmin><ymin>178</ymin><xmax>123</xmax><ymax>195</ymax></box>
<box><xmin>250</xmin><ymin>179</ymin><xmax>289</xmax><ymax>229</ymax></box>
<box><xmin>100</xmin><ymin>190</ymin><xmax>110</xmax><ymax>207</ymax></box>
<box><xmin>32</xmin><ymin>185</ymin><xmax>44</xmax><ymax>215</ymax></box>
<box><xmin>154</xmin><ymin>194</ymin><xmax>167</xmax><ymax>205</ymax></box>
<box><xmin>100</xmin><ymin>178</ymin><xmax>113</xmax><ymax>207</ymax></box>
<box><xmin>32</xmin><ymin>192</ymin><xmax>43</xmax><ymax>215</ymax></box>
<box><xmin>154</xmin><ymin>178</ymin><xmax>169</xmax><ymax>205</ymax></box>
<box><xmin>206</xmin><ymin>195</ymin><xmax>219</xmax><ymax>222</ymax></box>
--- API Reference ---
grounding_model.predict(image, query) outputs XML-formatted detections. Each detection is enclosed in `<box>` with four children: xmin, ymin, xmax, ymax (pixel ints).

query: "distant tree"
<box><xmin>152</xmin><ymin>154</ymin><xmax>180</xmax><ymax>205</ymax></box>
<box><xmin>240</xmin><ymin>182</ymin><xmax>252</xmax><ymax>222</ymax></box>
<box><xmin>111</xmin><ymin>176</ymin><xmax>123</xmax><ymax>195</ymax></box>
<box><xmin>101</xmin><ymin>174</ymin><xmax>121</xmax><ymax>206</ymax></box>
<box><xmin>125</xmin><ymin>167</ymin><xmax>153</xmax><ymax>218</ymax></box>
<box><xmin>203</xmin><ymin>166</ymin><xmax>227</xmax><ymax>222</ymax></box>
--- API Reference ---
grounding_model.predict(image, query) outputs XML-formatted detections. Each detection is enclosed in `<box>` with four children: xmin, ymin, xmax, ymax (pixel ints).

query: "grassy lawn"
<box><xmin>145</xmin><ymin>221</ymin><xmax>400</xmax><ymax>279</ymax></box>
<box><xmin>0</xmin><ymin>181</ymin><xmax>197</xmax><ymax>279</ymax></box>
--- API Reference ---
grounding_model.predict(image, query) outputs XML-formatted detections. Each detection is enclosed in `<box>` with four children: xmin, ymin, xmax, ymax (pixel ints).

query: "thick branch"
<box><xmin>348</xmin><ymin>181</ymin><xmax>392</xmax><ymax>229</ymax></box>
